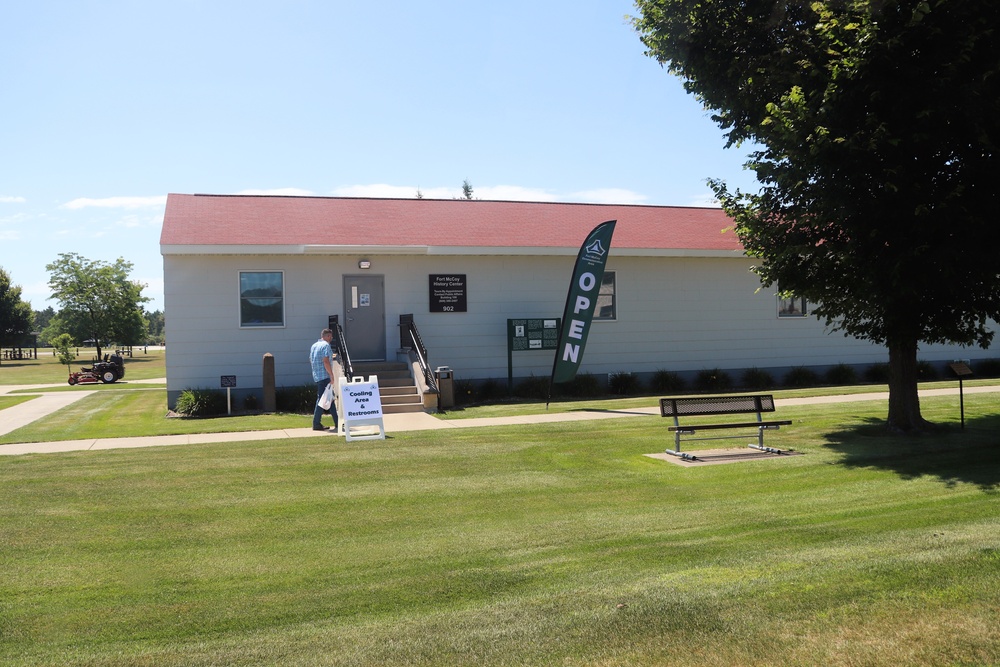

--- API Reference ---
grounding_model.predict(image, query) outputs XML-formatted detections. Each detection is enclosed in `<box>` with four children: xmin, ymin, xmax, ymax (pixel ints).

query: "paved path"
<box><xmin>1</xmin><ymin>382</ymin><xmax>997</xmax><ymax>456</ymax></box>
<box><xmin>0</xmin><ymin>379</ymin><xmax>166</xmax><ymax>437</ymax></box>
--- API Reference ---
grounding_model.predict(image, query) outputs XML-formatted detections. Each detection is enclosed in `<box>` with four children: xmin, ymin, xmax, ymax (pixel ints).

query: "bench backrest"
<box><xmin>659</xmin><ymin>394</ymin><xmax>776</xmax><ymax>418</ymax></box>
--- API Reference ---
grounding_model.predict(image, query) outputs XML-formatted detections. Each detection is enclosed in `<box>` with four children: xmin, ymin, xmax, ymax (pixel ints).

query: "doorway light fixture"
<box><xmin>358</xmin><ymin>260</ymin><xmax>371</xmax><ymax>269</ymax></box>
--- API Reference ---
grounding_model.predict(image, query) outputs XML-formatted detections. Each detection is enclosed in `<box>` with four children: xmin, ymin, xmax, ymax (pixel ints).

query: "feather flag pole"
<box><xmin>547</xmin><ymin>220</ymin><xmax>617</xmax><ymax>408</ymax></box>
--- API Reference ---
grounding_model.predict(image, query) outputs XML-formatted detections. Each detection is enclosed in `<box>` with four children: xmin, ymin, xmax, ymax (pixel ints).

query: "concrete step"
<box><xmin>382</xmin><ymin>402</ymin><xmax>426</xmax><ymax>414</ymax></box>
<box><xmin>380</xmin><ymin>386</ymin><xmax>418</xmax><ymax>397</ymax></box>
<box><xmin>381</xmin><ymin>393</ymin><xmax>421</xmax><ymax>406</ymax></box>
<box><xmin>351</xmin><ymin>361</ymin><xmax>425</xmax><ymax>414</ymax></box>
<box><xmin>353</xmin><ymin>362</ymin><xmax>409</xmax><ymax>375</ymax></box>
<box><xmin>376</xmin><ymin>377</ymin><xmax>417</xmax><ymax>388</ymax></box>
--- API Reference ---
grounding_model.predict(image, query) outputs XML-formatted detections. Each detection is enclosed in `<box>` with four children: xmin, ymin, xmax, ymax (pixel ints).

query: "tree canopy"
<box><xmin>46</xmin><ymin>253</ymin><xmax>149</xmax><ymax>358</ymax></box>
<box><xmin>633</xmin><ymin>0</ymin><xmax>1000</xmax><ymax>432</ymax></box>
<box><xmin>0</xmin><ymin>266</ymin><xmax>34</xmax><ymax>356</ymax></box>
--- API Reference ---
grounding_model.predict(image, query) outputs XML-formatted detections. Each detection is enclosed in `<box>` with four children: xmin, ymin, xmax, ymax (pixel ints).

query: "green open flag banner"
<box><xmin>550</xmin><ymin>219</ymin><xmax>617</xmax><ymax>385</ymax></box>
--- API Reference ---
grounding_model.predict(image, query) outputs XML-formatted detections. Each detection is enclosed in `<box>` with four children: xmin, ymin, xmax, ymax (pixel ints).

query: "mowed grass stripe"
<box><xmin>1</xmin><ymin>396</ymin><xmax>998</xmax><ymax>666</ymax></box>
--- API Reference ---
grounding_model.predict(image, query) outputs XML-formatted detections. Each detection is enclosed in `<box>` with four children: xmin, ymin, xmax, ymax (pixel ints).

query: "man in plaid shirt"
<box><xmin>309</xmin><ymin>328</ymin><xmax>339</xmax><ymax>432</ymax></box>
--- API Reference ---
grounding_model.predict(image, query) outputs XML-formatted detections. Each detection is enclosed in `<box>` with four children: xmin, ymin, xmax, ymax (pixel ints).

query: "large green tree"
<box><xmin>0</xmin><ymin>267</ymin><xmax>34</xmax><ymax>364</ymax></box>
<box><xmin>145</xmin><ymin>309</ymin><xmax>165</xmax><ymax>345</ymax></box>
<box><xmin>633</xmin><ymin>0</ymin><xmax>1000</xmax><ymax>432</ymax></box>
<box><xmin>46</xmin><ymin>253</ymin><xmax>149</xmax><ymax>358</ymax></box>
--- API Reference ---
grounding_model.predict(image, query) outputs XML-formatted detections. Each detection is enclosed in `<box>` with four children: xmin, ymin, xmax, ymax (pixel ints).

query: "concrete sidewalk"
<box><xmin>0</xmin><ymin>379</ymin><xmax>166</xmax><ymax>437</ymax></box>
<box><xmin>1</xmin><ymin>382</ymin><xmax>997</xmax><ymax>456</ymax></box>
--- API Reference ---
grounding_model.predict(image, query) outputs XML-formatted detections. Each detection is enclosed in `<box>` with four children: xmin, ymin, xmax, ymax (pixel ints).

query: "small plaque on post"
<box><xmin>220</xmin><ymin>375</ymin><xmax>237</xmax><ymax>387</ymax></box>
<box><xmin>948</xmin><ymin>362</ymin><xmax>973</xmax><ymax>429</ymax></box>
<box><xmin>948</xmin><ymin>362</ymin><xmax>973</xmax><ymax>378</ymax></box>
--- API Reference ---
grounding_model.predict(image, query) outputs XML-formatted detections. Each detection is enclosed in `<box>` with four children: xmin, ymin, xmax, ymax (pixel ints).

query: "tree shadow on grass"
<box><xmin>820</xmin><ymin>413</ymin><xmax>1000</xmax><ymax>490</ymax></box>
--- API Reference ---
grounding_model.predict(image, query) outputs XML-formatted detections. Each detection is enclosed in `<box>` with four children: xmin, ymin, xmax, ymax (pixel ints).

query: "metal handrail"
<box><xmin>331</xmin><ymin>321</ymin><xmax>353</xmax><ymax>382</ymax></box>
<box><xmin>399</xmin><ymin>314</ymin><xmax>437</xmax><ymax>392</ymax></box>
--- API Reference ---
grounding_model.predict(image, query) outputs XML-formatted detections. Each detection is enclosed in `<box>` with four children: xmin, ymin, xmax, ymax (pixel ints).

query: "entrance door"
<box><xmin>343</xmin><ymin>274</ymin><xmax>386</xmax><ymax>361</ymax></box>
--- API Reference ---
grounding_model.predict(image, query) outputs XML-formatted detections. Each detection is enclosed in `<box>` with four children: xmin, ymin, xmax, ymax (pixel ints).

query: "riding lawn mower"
<box><xmin>68</xmin><ymin>352</ymin><xmax>126</xmax><ymax>385</ymax></box>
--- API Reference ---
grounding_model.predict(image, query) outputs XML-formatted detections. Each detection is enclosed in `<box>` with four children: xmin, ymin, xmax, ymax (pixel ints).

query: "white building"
<box><xmin>160</xmin><ymin>193</ymin><xmax>994</xmax><ymax>408</ymax></box>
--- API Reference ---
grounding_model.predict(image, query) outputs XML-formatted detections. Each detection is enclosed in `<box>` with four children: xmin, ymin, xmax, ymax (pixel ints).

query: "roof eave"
<box><xmin>160</xmin><ymin>244</ymin><xmax>747</xmax><ymax>258</ymax></box>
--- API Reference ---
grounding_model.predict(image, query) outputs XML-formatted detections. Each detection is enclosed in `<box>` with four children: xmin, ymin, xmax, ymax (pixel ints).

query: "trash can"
<box><xmin>435</xmin><ymin>366</ymin><xmax>454</xmax><ymax>409</ymax></box>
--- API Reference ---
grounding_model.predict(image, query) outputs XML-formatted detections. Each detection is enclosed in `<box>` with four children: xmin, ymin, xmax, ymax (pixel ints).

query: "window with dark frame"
<box><xmin>777</xmin><ymin>293</ymin><xmax>808</xmax><ymax>318</ymax></box>
<box><xmin>595</xmin><ymin>271</ymin><xmax>616</xmax><ymax>320</ymax></box>
<box><xmin>239</xmin><ymin>271</ymin><xmax>284</xmax><ymax>327</ymax></box>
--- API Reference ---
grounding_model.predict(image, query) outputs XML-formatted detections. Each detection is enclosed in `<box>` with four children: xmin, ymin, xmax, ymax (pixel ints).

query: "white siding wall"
<box><xmin>164</xmin><ymin>253</ymin><xmax>998</xmax><ymax>395</ymax></box>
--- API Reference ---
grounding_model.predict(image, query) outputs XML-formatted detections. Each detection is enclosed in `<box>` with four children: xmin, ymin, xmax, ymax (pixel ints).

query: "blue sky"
<box><xmin>1</xmin><ymin>0</ymin><xmax>759</xmax><ymax>313</ymax></box>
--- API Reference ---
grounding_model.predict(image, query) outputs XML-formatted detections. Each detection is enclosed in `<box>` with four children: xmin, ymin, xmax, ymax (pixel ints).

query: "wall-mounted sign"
<box><xmin>429</xmin><ymin>274</ymin><xmax>467</xmax><ymax>312</ymax></box>
<box><xmin>507</xmin><ymin>318</ymin><xmax>560</xmax><ymax>351</ymax></box>
<box><xmin>506</xmin><ymin>318</ymin><xmax>560</xmax><ymax>393</ymax></box>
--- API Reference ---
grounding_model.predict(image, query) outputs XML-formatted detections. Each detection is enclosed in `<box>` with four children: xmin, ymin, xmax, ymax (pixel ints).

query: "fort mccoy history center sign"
<box><xmin>429</xmin><ymin>274</ymin><xmax>467</xmax><ymax>312</ymax></box>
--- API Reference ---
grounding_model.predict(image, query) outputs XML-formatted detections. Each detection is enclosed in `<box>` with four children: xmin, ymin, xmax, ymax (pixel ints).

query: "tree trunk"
<box><xmin>886</xmin><ymin>340</ymin><xmax>933</xmax><ymax>433</ymax></box>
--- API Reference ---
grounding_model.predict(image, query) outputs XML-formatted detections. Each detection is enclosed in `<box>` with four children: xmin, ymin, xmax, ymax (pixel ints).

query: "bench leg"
<box><xmin>749</xmin><ymin>444</ymin><xmax>788</xmax><ymax>455</ymax></box>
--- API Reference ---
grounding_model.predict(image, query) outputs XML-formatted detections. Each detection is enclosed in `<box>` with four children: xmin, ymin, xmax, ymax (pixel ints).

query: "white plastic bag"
<box><xmin>318</xmin><ymin>383</ymin><xmax>334</xmax><ymax>410</ymax></box>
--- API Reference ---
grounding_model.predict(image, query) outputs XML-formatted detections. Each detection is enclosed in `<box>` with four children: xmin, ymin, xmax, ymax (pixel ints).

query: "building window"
<box><xmin>778</xmin><ymin>293</ymin><xmax>808</xmax><ymax>318</ymax></box>
<box><xmin>595</xmin><ymin>271</ymin><xmax>616</xmax><ymax>320</ymax></box>
<box><xmin>240</xmin><ymin>271</ymin><xmax>284</xmax><ymax>327</ymax></box>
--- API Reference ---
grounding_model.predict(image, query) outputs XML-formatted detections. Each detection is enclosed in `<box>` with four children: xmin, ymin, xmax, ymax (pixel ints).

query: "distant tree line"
<box><xmin>1</xmin><ymin>256</ymin><xmax>163</xmax><ymax>359</ymax></box>
<box><xmin>33</xmin><ymin>307</ymin><xmax>164</xmax><ymax>346</ymax></box>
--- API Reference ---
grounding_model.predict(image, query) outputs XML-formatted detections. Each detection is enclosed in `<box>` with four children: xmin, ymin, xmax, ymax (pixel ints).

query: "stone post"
<box><xmin>262</xmin><ymin>353</ymin><xmax>276</xmax><ymax>412</ymax></box>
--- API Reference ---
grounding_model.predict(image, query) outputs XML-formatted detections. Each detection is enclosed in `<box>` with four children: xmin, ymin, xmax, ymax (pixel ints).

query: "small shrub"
<box><xmin>454</xmin><ymin>379</ymin><xmax>476</xmax><ymax>405</ymax></box>
<box><xmin>243</xmin><ymin>393</ymin><xmax>259</xmax><ymax>411</ymax></box>
<box><xmin>562</xmin><ymin>372</ymin><xmax>604</xmax><ymax>398</ymax></box>
<box><xmin>694</xmin><ymin>368</ymin><xmax>732</xmax><ymax>393</ymax></box>
<box><xmin>784</xmin><ymin>366</ymin><xmax>820</xmax><ymax>388</ymax></box>
<box><xmin>824</xmin><ymin>363</ymin><xmax>858</xmax><ymax>386</ymax></box>
<box><xmin>864</xmin><ymin>363</ymin><xmax>890</xmax><ymax>384</ymax></box>
<box><xmin>276</xmin><ymin>384</ymin><xmax>316</xmax><ymax>413</ymax></box>
<box><xmin>608</xmin><ymin>371</ymin><xmax>642</xmax><ymax>395</ymax></box>
<box><xmin>740</xmin><ymin>367</ymin><xmax>775</xmax><ymax>390</ymax></box>
<box><xmin>649</xmin><ymin>369</ymin><xmax>686</xmax><ymax>394</ymax></box>
<box><xmin>514</xmin><ymin>375</ymin><xmax>550</xmax><ymax>400</ymax></box>
<box><xmin>973</xmin><ymin>359</ymin><xmax>1000</xmax><ymax>378</ymax></box>
<box><xmin>175</xmin><ymin>388</ymin><xmax>227</xmax><ymax>417</ymax></box>
<box><xmin>916</xmin><ymin>360</ymin><xmax>938</xmax><ymax>381</ymax></box>
<box><xmin>476</xmin><ymin>378</ymin><xmax>504</xmax><ymax>402</ymax></box>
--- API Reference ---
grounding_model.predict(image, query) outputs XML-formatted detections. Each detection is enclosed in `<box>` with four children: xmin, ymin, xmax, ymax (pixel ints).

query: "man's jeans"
<box><xmin>314</xmin><ymin>378</ymin><xmax>338</xmax><ymax>430</ymax></box>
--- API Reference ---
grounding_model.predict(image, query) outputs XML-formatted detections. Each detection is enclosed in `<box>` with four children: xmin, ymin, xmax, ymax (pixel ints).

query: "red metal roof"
<box><xmin>159</xmin><ymin>193</ymin><xmax>742</xmax><ymax>253</ymax></box>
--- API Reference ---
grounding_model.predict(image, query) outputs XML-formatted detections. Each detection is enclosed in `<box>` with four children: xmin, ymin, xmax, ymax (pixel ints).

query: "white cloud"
<box><xmin>61</xmin><ymin>195</ymin><xmax>167</xmax><ymax>210</ymax></box>
<box><xmin>332</xmin><ymin>184</ymin><xmax>558</xmax><ymax>202</ymax></box>
<box><xmin>0</xmin><ymin>212</ymin><xmax>32</xmax><ymax>225</ymax></box>
<box><xmin>0</xmin><ymin>229</ymin><xmax>20</xmax><ymax>241</ymax></box>
<box><xmin>331</xmin><ymin>184</ymin><xmax>422</xmax><ymax>199</ymax></box>
<box><xmin>571</xmin><ymin>188</ymin><xmax>649</xmax><ymax>205</ymax></box>
<box><xmin>327</xmin><ymin>183</ymin><xmax>674</xmax><ymax>205</ymax></box>
<box><xmin>105</xmin><ymin>211</ymin><xmax>163</xmax><ymax>230</ymax></box>
<box><xmin>0</xmin><ymin>195</ymin><xmax>26</xmax><ymax>204</ymax></box>
<box><xmin>20</xmin><ymin>281</ymin><xmax>53</xmax><ymax>308</ymax></box>
<box><xmin>686</xmin><ymin>192</ymin><xmax>722</xmax><ymax>208</ymax></box>
<box><xmin>475</xmin><ymin>185</ymin><xmax>559</xmax><ymax>202</ymax></box>
<box><xmin>235</xmin><ymin>188</ymin><xmax>316</xmax><ymax>197</ymax></box>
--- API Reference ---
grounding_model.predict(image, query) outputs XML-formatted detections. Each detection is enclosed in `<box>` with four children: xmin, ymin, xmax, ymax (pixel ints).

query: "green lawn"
<box><xmin>0</xmin><ymin>389</ymin><xmax>310</xmax><ymax>444</ymax></box>
<box><xmin>0</xmin><ymin>395</ymin><xmax>36</xmax><ymax>412</ymax></box>
<box><xmin>0</xmin><ymin>347</ymin><xmax>165</xmax><ymax>385</ymax></box>
<box><xmin>1</xmin><ymin>393</ymin><xmax>998</xmax><ymax>666</ymax></box>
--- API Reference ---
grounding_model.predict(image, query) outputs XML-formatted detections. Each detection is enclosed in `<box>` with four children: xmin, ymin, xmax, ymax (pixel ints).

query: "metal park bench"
<box><xmin>659</xmin><ymin>394</ymin><xmax>793</xmax><ymax>460</ymax></box>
